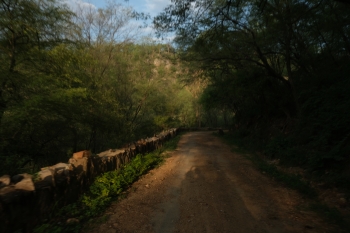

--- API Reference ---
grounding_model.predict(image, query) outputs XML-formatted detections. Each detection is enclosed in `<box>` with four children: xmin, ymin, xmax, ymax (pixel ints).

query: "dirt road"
<box><xmin>86</xmin><ymin>131</ymin><xmax>336</xmax><ymax>233</ymax></box>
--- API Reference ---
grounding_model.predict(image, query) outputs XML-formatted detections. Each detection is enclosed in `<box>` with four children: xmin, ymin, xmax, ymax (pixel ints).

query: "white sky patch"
<box><xmin>141</xmin><ymin>25</ymin><xmax>154</xmax><ymax>34</ymax></box>
<box><xmin>60</xmin><ymin>0</ymin><xmax>174</xmax><ymax>43</ymax></box>
<box><xmin>144</xmin><ymin>0</ymin><xmax>171</xmax><ymax>17</ymax></box>
<box><xmin>62</xmin><ymin>0</ymin><xmax>96</xmax><ymax>11</ymax></box>
<box><xmin>62</xmin><ymin>0</ymin><xmax>172</xmax><ymax>19</ymax></box>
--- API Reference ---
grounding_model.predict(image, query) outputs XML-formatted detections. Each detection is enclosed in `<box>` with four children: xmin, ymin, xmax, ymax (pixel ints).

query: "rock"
<box><xmin>37</xmin><ymin>169</ymin><xmax>54</xmax><ymax>185</ymax></box>
<box><xmin>98</xmin><ymin>149</ymin><xmax>125</xmax><ymax>158</ymax></box>
<box><xmin>0</xmin><ymin>175</ymin><xmax>10</xmax><ymax>188</ymax></box>
<box><xmin>14</xmin><ymin>176</ymin><xmax>35</xmax><ymax>191</ymax></box>
<box><xmin>51</xmin><ymin>163</ymin><xmax>72</xmax><ymax>175</ymax></box>
<box><xmin>75</xmin><ymin>151</ymin><xmax>84</xmax><ymax>159</ymax></box>
<box><xmin>0</xmin><ymin>186</ymin><xmax>17</xmax><ymax>203</ymax></box>
<box><xmin>73</xmin><ymin>150</ymin><xmax>91</xmax><ymax>159</ymax></box>
<box><xmin>12</xmin><ymin>174</ymin><xmax>32</xmax><ymax>184</ymax></box>
<box><xmin>66</xmin><ymin>218</ymin><xmax>79</xmax><ymax>224</ymax></box>
<box><xmin>69</xmin><ymin>157</ymin><xmax>92</xmax><ymax>181</ymax></box>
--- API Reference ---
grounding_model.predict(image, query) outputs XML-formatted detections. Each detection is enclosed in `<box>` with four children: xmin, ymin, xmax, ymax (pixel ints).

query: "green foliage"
<box><xmin>33</xmin><ymin>224</ymin><xmax>63</xmax><ymax>233</ymax></box>
<box><xmin>70</xmin><ymin>152</ymin><xmax>162</xmax><ymax>220</ymax></box>
<box><xmin>0</xmin><ymin>0</ymin><xmax>195</xmax><ymax>175</ymax></box>
<box><xmin>34</xmin><ymin>134</ymin><xmax>181</xmax><ymax>232</ymax></box>
<box><xmin>155</xmin><ymin>0</ymin><xmax>350</xmax><ymax>177</ymax></box>
<box><xmin>162</xmin><ymin>134</ymin><xmax>182</xmax><ymax>151</ymax></box>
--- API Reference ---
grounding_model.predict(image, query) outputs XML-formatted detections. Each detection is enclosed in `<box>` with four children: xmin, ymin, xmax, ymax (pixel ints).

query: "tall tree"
<box><xmin>155</xmin><ymin>0</ymin><xmax>350</xmax><ymax>169</ymax></box>
<box><xmin>0</xmin><ymin>0</ymin><xmax>76</xmax><ymax>121</ymax></box>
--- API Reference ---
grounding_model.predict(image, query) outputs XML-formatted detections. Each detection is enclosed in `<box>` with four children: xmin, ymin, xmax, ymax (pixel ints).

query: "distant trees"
<box><xmin>155</xmin><ymin>0</ymin><xmax>350</xmax><ymax>171</ymax></box>
<box><xmin>0</xmin><ymin>0</ymin><xmax>197</xmax><ymax>175</ymax></box>
<box><xmin>0</xmin><ymin>0</ymin><xmax>75</xmax><ymax>120</ymax></box>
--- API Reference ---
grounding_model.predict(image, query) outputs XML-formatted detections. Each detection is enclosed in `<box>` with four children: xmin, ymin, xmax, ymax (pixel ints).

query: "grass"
<box><xmin>33</xmin><ymin>133</ymin><xmax>182</xmax><ymax>233</ymax></box>
<box><xmin>215</xmin><ymin>131</ymin><xmax>350</xmax><ymax>232</ymax></box>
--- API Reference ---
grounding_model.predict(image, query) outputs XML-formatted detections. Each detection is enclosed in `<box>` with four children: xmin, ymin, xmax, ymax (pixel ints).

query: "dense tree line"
<box><xmin>155</xmin><ymin>0</ymin><xmax>350</xmax><ymax>179</ymax></box>
<box><xmin>0</xmin><ymin>0</ymin><xmax>199</xmax><ymax>175</ymax></box>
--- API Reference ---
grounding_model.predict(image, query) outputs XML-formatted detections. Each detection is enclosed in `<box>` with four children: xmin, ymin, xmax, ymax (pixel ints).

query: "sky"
<box><xmin>62</xmin><ymin>0</ymin><xmax>173</xmax><ymax>42</ymax></box>
<box><xmin>62</xmin><ymin>0</ymin><xmax>171</xmax><ymax>18</ymax></box>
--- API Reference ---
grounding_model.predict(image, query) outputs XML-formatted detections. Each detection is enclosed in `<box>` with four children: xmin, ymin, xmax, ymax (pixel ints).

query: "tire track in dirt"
<box><xmin>86</xmin><ymin>131</ymin><xmax>337</xmax><ymax>233</ymax></box>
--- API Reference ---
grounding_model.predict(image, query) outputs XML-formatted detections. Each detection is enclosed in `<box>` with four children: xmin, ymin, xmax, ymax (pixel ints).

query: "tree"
<box><xmin>155</xmin><ymin>0</ymin><xmax>350</xmax><ymax>170</ymax></box>
<box><xmin>0</xmin><ymin>0</ymin><xmax>198</xmax><ymax>175</ymax></box>
<box><xmin>0</xmin><ymin>0</ymin><xmax>76</xmax><ymax>120</ymax></box>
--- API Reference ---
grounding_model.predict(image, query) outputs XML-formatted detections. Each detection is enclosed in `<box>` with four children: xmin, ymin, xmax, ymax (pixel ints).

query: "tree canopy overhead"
<box><xmin>155</xmin><ymin>0</ymin><xmax>350</xmax><ymax>172</ymax></box>
<box><xmin>0</xmin><ymin>0</ymin><xmax>200</xmax><ymax>175</ymax></box>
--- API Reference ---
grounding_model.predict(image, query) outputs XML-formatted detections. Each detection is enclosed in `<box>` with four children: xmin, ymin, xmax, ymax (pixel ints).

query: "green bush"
<box><xmin>34</xmin><ymin>134</ymin><xmax>182</xmax><ymax>232</ymax></box>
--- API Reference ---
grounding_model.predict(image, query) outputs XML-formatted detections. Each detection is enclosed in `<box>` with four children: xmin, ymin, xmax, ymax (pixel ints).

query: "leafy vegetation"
<box><xmin>33</xmin><ymin>134</ymin><xmax>182</xmax><ymax>233</ymax></box>
<box><xmin>2</xmin><ymin>0</ymin><xmax>350</xmax><ymax>229</ymax></box>
<box><xmin>155</xmin><ymin>0</ymin><xmax>350</xmax><ymax>190</ymax></box>
<box><xmin>0</xmin><ymin>0</ymin><xmax>198</xmax><ymax>175</ymax></box>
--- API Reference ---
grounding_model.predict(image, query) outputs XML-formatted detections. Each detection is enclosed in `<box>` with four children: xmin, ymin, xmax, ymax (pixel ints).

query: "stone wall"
<box><xmin>0</xmin><ymin>128</ymin><xmax>178</xmax><ymax>233</ymax></box>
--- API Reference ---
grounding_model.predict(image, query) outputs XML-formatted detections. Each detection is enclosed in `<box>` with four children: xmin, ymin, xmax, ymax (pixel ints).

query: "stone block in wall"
<box><xmin>129</xmin><ymin>145</ymin><xmax>137</xmax><ymax>158</ymax></box>
<box><xmin>97</xmin><ymin>149</ymin><xmax>126</xmax><ymax>172</ymax></box>
<box><xmin>116</xmin><ymin>151</ymin><xmax>125</xmax><ymax>169</ymax></box>
<box><xmin>61</xmin><ymin>158</ymin><xmax>95</xmax><ymax>205</ymax></box>
<box><xmin>69</xmin><ymin>158</ymin><xmax>89</xmax><ymax>179</ymax></box>
<box><xmin>15</xmin><ymin>175</ymin><xmax>35</xmax><ymax>192</ymax></box>
<box><xmin>157</xmin><ymin>131</ymin><xmax>169</xmax><ymax>145</ymax></box>
<box><xmin>51</xmin><ymin>162</ymin><xmax>72</xmax><ymax>172</ymax></box>
<box><xmin>90</xmin><ymin>156</ymin><xmax>104</xmax><ymax>177</ymax></box>
<box><xmin>155</xmin><ymin>136</ymin><xmax>162</xmax><ymax>149</ymax></box>
<box><xmin>135</xmin><ymin>142</ymin><xmax>144</xmax><ymax>154</ymax></box>
<box><xmin>0</xmin><ymin>173</ymin><xmax>35</xmax><ymax>201</ymax></box>
<box><xmin>37</xmin><ymin>169</ymin><xmax>54</xmax><ymax>187</ymax></box>
<box><xmin>0</xmin><ymin>185</ymin><xmax>17</xmax><ymax>203</ymax></box>
<box><xmin>34</xmin><ymin>163</ymin><xmax>75</xmax><ymax>219</ymax></box>
<box><xmin>68</xmin><ymin>156</ymin><xmax>95</xmax><ymax>194</ymax></box>
<box><xmin>48</xmin><ymin>163</ymin><xmax>73</xmax><ymax>202</ymax></box>
<box><xmin>0</xmin><ymin>128</ymin><xmax>179</xmax><ymax>233</ymax></box>
<box><xmin>73</xmin><ymin>150</ymin><xmax>91</xmax><ymax>159</ymax></box>
<box><xmin>135</xmin><ymin>139</ymin><xmax>146</xmax><ymax>154</ymax></box>
<box><xmin>0</xmin><ymin>174</ymin><xmax>37</xmax><ymax>233</ymax></box>
<box><xmin>0</xmin><ymin>175</ymin><xmax>10</xmax><ymax>189</ymax></box>
<box><xmin>98</xmin><ymin>149</ymin><xmax>123</xmax><ymax>158</ymax></box>
<box><xmin>33</xmin><ymin>173</ymin><xmax>55</xmax><ymax>220</ymax></box>
<box><xmin>11</xmin><ymin>173</ymin><xmax>32</xmax><ymax>184</ymax></box>
<box><xmin>102</xmin><ymin>154</ymin><xmax>116</xmax><ymax>172</ymax></box>
<box><xmin>170</xmin><ymin>128</ymin><xmax>177</xmax><ymax>137</ymax></box>
<box><xmin>124</xmin><ymin>147</ymin><xmax>136</xmax><ymax>164</ymax></box>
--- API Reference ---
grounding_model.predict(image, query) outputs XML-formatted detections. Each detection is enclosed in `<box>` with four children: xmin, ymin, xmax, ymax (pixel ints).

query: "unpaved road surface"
<box><xmin>86</xmin><ymin>131</ymin><xmax>337</xmax><ymax>233</ymax></box>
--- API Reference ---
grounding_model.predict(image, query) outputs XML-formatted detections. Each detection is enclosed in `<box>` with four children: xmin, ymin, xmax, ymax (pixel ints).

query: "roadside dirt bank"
<box><xmin>85</xmin><ymin>131</ymin><xmax>339</xmax><ymax>233</ymax></box>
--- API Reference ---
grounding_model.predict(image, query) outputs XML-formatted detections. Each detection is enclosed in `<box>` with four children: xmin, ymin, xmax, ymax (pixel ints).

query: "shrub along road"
<box><xmin>85</xmin><ymin>131</ymin><xmax>338</xmax><ymax>233</ymax></box>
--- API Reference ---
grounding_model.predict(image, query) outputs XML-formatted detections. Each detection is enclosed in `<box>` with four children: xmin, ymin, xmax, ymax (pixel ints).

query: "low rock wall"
<box><xmin>178</xmin><ymin>127</ymin><xmax>225</xmax><ymax>132</ymax></box>
<box><xmin>0</xmin><ymin>128</ymin><xmax>178</xmax><ymax>233</ymax></box>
